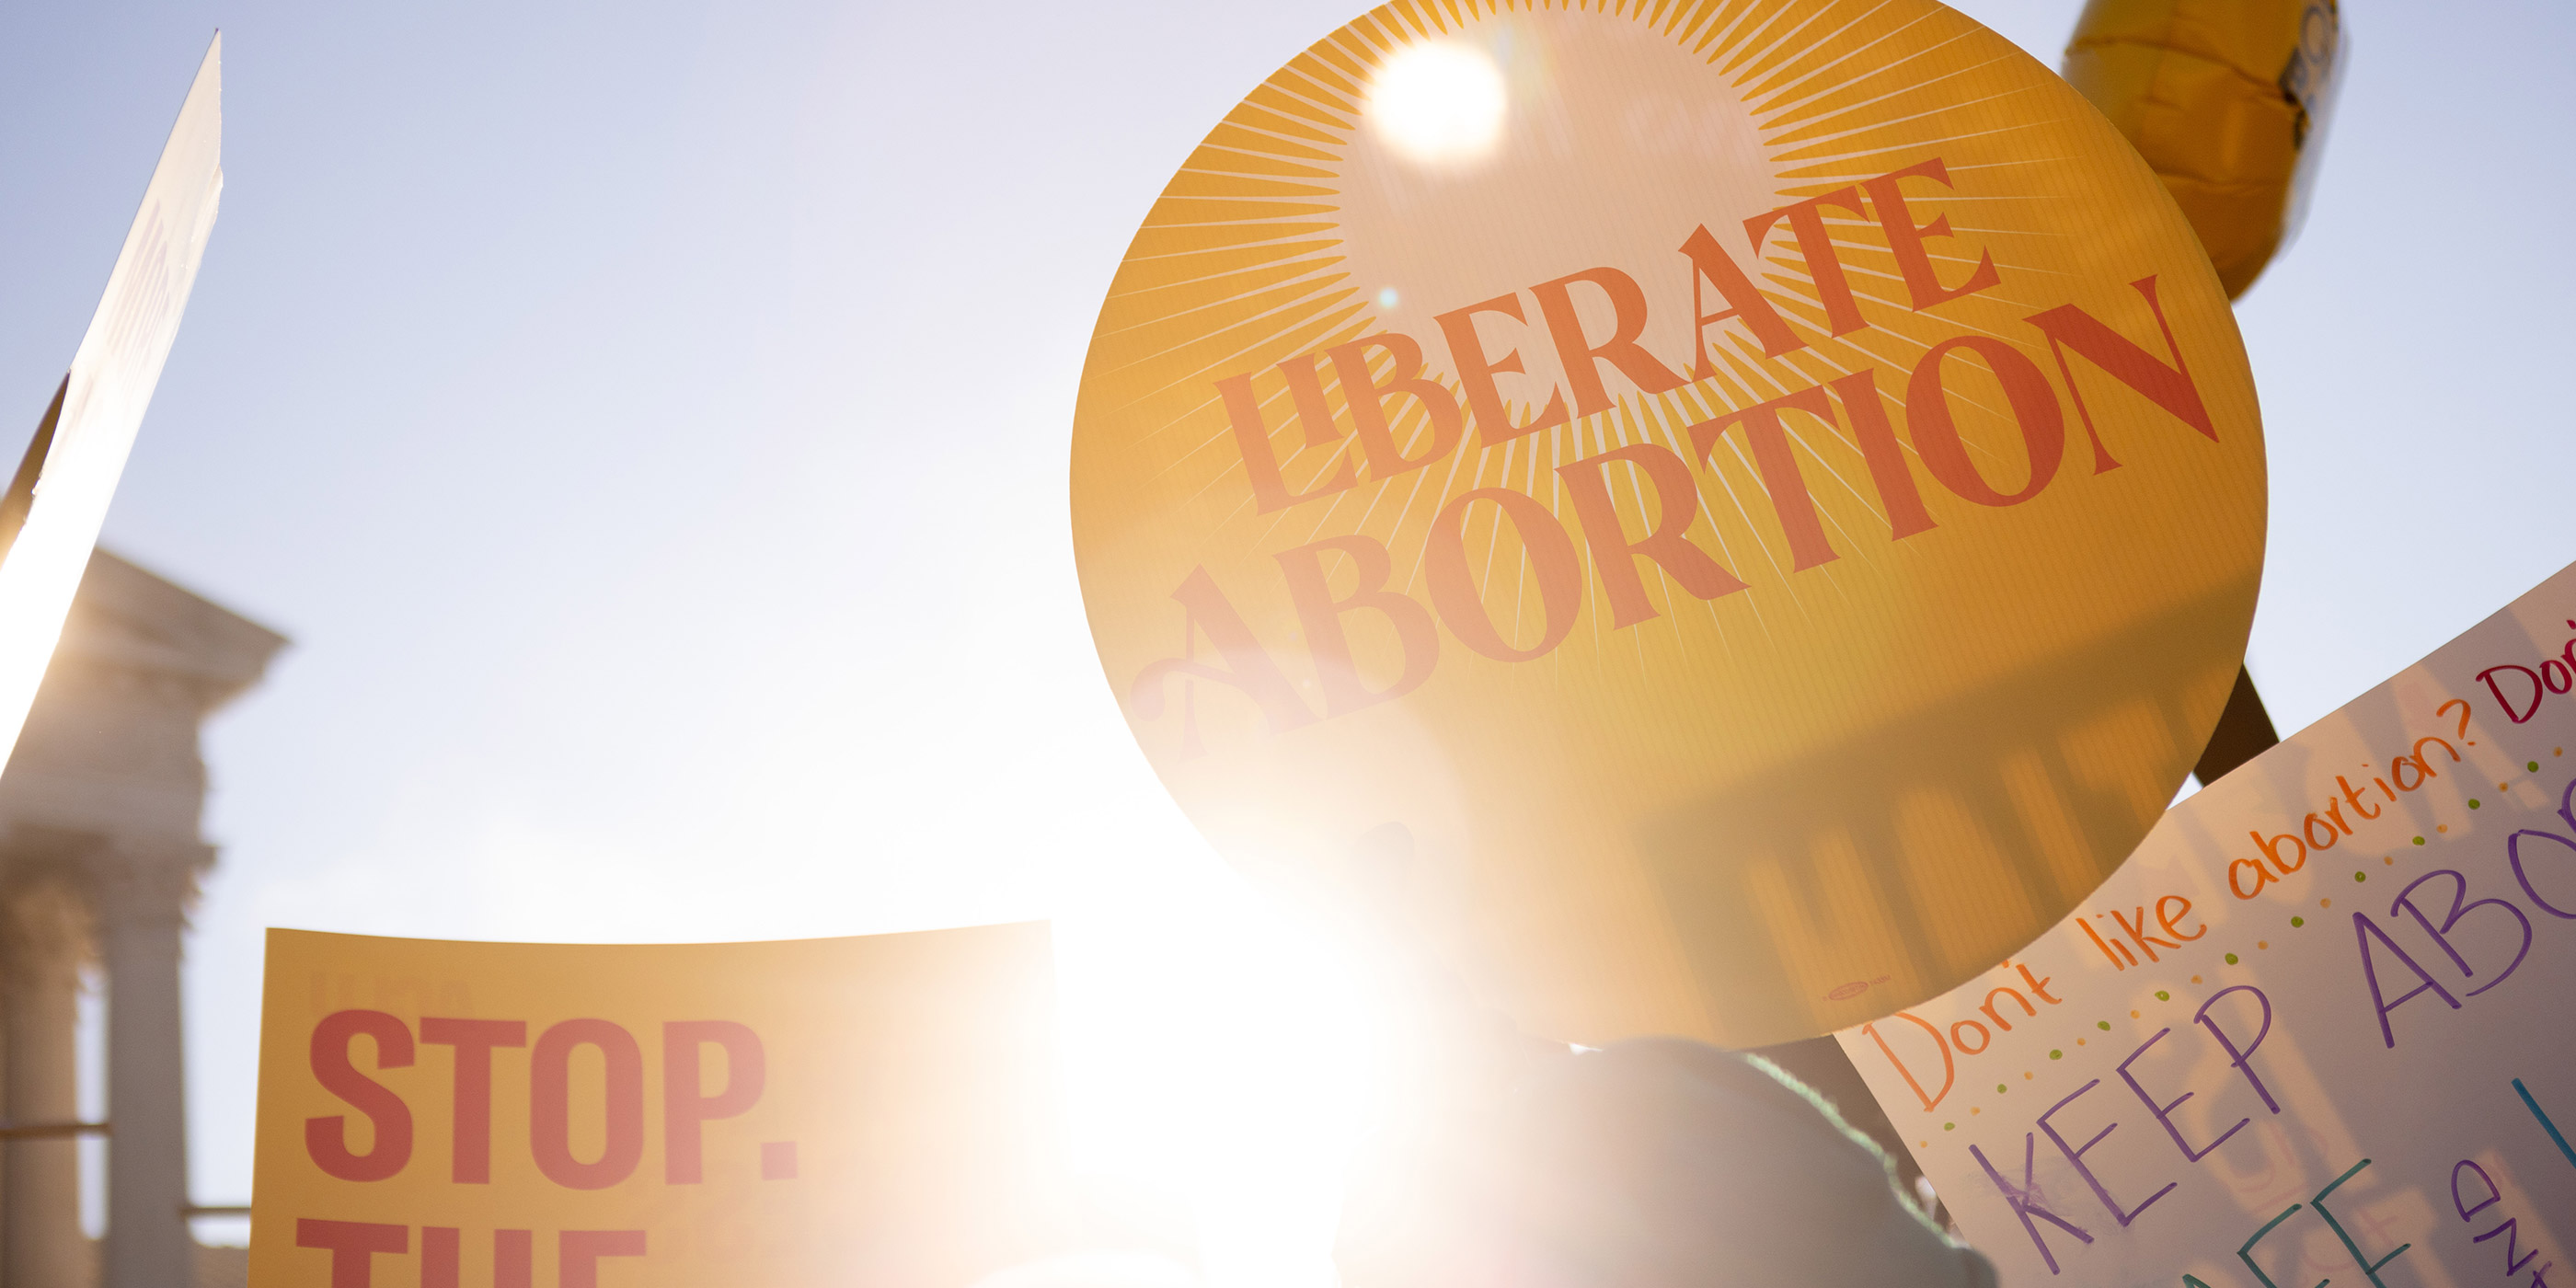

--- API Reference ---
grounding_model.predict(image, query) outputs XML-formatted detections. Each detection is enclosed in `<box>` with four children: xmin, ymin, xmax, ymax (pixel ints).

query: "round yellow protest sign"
<box><xmin>1072</xmin><ymin>0</ymin><xmax>2264</xmax><ymax>1046</ymax></box>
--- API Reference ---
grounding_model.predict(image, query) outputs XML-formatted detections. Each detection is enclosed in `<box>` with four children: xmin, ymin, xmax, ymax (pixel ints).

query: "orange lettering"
<box><xmin>1743</xmin><ymin>188</ymin><xmax>1869</xmax><ymax>336</ymax></box>
<box><xmin>1217</xmin><ymin>362</ymin><xmax>1357</xmax><ymax>512</ymax></box>
<box><xmin>1128</xmin><ymin>567</ymin><xmax>1318</xmax><ymax>753</ymax></box>
<box><xmin>1680</xmin><ymin>223</ymin><xmax>1804</xmax><ymax>366</ymax></box>
<box><xmin>1861</xmin><ymin>1011</ymin><xmax>1955</xmax><ymax>1111</ymax></box>
<box><xmin>1274</xmin><ymin>535</ymin><xmax>1439</xmax><ymax>714</ymax></box>
<box><xmin>1686</xmin><ymin>385</ymin><xmax>1845</xmax><ymax>571</ymax></box>
<box><xmin>1325</xmin><ymin>332</ymin><xmax>1466</xmax><ymax>478</ymax></box>
<box><xmin>2023</xmin><ymin>276</ymin><xmax>2214</xmax><ymax>473</ymax></box>
<box><xmin>1435</xmin><ymin>293</ymin><xmax>1569</xmax><ymax>447</ymax></box>
<box><xmin>1530</xmin><ymin>267</ymin><xmax>1688</xmax><ymax>419</ymax></box>
<box><xmin>1906</xmin><ymin>336</ymin><xmax>2065</xmax><ymax>508</ymax></box>
<box><xmin>1861</xmin><ymin>156</ymin><xmax>2000</xmax><ymax>310</ymax></box>
<box><xmin>1425</xmin><ymin>489</ymin><xmax>1581</xmax><ymax>662</ymax></box>
<box><xmin>1558</xmin><ymin>443</ymin><xmax>1748</xmax><ymax>627</ymax></box>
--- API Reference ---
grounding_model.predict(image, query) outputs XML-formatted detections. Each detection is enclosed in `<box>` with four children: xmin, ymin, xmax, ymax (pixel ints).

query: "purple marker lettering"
<box><xmin>2193</xmin><ymin>985</ymin><xmax>2283</xmax><ymax>1113</ymax></box>
<box><xmin>2117</xmin><ymin>1028</ymin><xmax>2247</xmax><ymax>1162</ymax></box>
<box><xmin>2352</xmin><ymin>912</ymin><xmax>2462</xmax><ymax>1049</ymax></box>
<box><xmin>2038</xmin><ymin>1078</ymin><xmax>2175</xmax><ymax>1227</ymax></box>
<box><xmin>2510</xmin><ymin>828</ymin><xmax>2576</xmax><ymax>921</ymax></box>
<box><xmin>2477</xmin><ymin>1220</ymin><xmax>2542</xmax><ymax>1276</ymax></box>
<box><xmin>2452</xmin><ymin>1159</ymin><xmax>2501</xmax><ymax>1220</ymax></box>
<box><xmin>1970</xmin><ymin>1133</ymin><xmax>2094</xmax><ymax>1274</ymax></box>
<box><xmin>2390</xmin><ymin>869</ymin><xmax>2532</xmax><ymax>996</ymax></box>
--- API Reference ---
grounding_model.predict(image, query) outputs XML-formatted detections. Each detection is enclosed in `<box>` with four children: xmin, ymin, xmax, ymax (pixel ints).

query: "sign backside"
<box><xmin>0</xmin><ymin>35</ymin><xmax>224</xmax><ymax>768</ymax></box>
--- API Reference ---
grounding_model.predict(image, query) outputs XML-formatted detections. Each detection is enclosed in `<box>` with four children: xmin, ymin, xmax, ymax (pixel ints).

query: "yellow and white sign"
<box><xmin>1070</xmin><ymin>0</ymin><xmax>2266</xmax><ymax>1046</ymax></box>
<box><xmin>250</xmin><ymin>926</ymin><xmax>1071</xmax><ymax>1287</ymax></box>
<box><xmin>1838</xmin><ymin>562</ymin><xmax>2576</xmax><ymax>1285</ymax></box>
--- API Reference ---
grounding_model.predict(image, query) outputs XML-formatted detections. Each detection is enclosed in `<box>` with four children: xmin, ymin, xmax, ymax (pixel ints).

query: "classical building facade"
<box><xmin>0</xmin><ymin>550</ymin><xmax>282</xmax><ymax>1288</ymax></box>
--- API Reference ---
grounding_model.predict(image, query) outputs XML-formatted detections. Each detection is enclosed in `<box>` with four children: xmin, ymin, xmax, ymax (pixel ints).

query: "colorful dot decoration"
<box><xmin>2470</xmin><ymin>799</ymin><xmax>2483</xmax><ymax>810</ymax></box>
<box><xmin>1997</xmin><ymin>1083</ymin><xmax>2008</xmax><ymax>1093</ymax></box>
<box><xmin>2049</xmin><ymin>1049</ymin><xmax>2064</xmax><ymax>1060</ymax></box>
<box><xmin>2225</xmin><ymin>952</ymin><xmax>2240</xmax><ymax>964</ymax></box>
<box><xmin>2412</xmin><ymin>836</ymin><xmax>2426</xmax><ymax>845</ymax></box>
<box><xmin>2097</xmin><ymin>1020</ymin><xmax>2111</xmax><ymax>1030</ymax></box>
<box><xmin>2292</xmin><ymin>916</ymin><xmax>2306</xmax><ymax>927</ymax></box>
<box><xmin>2155</xmin><ymin>990</ymin><xmax>2170</xmax><ymax>1001</ymax></box>
<box><xmin>2533</xmin><ymin>761</ymin><xmax>2545</xmax><ymax>773</ymax></box>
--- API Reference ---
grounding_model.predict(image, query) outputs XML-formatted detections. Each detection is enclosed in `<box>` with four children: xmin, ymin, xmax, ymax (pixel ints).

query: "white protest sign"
<box><xmin>1838</xmin><ymin>562</ymin><xmax>2576</xmax><ymax>1287</ymax></box>
<box><xmin>0</xmin><ymin>34</ymin><xmax>223</xmax><ymax>765</ymax></box>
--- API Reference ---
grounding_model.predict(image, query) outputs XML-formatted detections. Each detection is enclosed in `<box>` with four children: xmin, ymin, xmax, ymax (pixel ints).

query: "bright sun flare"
<box><xmin>1049</xmin><ymin>877</ymin><xmax>1393</xmax><ymax>1287</ymax></box>
<box><xmin>1367</xmin><ymin>41</ymin><xmax>1507</xmax><ymax>167</ymax></box>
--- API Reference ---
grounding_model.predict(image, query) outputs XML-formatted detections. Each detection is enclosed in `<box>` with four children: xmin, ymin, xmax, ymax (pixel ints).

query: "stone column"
<box><xmin>2</xmin><ymin>880</ymin><xmax>92</xmax><ymax>1288</ymax></box>
<box><xmin>95</xmin><ymin>849</ymin><xmax>202</xmax><ymax>1288</ymax></box>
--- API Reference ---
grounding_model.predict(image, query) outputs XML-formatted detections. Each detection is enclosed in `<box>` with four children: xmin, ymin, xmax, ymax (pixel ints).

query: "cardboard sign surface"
<box><xmin>1836</xmin><ymin>564</ymin><xmax>2576</xmax><ymax>1286</ymax></box>
<box><xmin>249</xmin><ymin>926</ymin><xmax>1070</xmax><ymax>1288</ymax></box>
<box><xmin>1070</xmin><ymin>0</ymin><xmax>2265</xmax><ymax>1045</ymax></box>
<box><xmin>0</xmin><ymin>35</ymin><xmax>223</xmax><ymax>765</ymax></box>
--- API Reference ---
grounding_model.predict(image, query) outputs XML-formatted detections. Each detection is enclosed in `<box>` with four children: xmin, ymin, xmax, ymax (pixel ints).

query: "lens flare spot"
<box><xmin>1366</xmin><ymin>42</ymin><xmax>1508</xmax><ymax>167</ymax></box>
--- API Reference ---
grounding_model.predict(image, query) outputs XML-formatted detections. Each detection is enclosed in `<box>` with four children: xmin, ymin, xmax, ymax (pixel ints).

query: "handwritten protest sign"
<box><xmin>250</xmin><ymin>926</ymin><xmax>1075</xmax><ymax>1287</ymax></box>
<box><xmin>1836</xmin><ymin>563</ymin><xmax>2576</xmax><ymax>1285</ymax></box>
<box><xmin>1071</xmin><ymin>0</ymin><xmax>2266</xmax><ymax>1046</ymax></box>
<box><xmin>0</xmin><ymin>35</ymin><xmax>222</xmax><ymax>768</ymax></box>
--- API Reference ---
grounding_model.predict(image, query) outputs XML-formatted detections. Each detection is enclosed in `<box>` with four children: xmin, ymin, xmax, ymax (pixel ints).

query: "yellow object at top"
<box><xmin>2063</xmin><ymin>0</ymin><xmax>2341</xmax><ymax>298</ymax></box>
